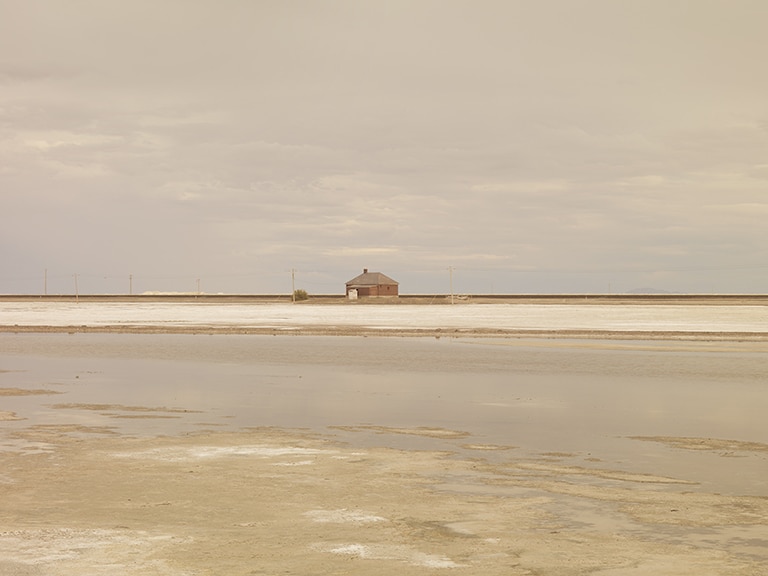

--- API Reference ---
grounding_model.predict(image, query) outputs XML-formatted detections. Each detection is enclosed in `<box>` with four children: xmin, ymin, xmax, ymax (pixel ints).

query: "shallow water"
<box><xmin>1</xmin><ymin>333</ymin><xmax>766</xmax><ymax>496</ymax></box>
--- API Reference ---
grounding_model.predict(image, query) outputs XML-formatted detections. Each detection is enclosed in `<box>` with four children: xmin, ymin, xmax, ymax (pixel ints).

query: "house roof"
<box><xmin>345</xmin><ymin>270</ymin><xmax>399</xmax><ymax>286</ymax></box>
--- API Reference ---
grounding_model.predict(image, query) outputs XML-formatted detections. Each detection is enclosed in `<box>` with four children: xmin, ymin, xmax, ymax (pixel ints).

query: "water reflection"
<box><xmin>1</xmin><ymin>333</ymin><xmax>766</xmax><ymax>494</ymax></box>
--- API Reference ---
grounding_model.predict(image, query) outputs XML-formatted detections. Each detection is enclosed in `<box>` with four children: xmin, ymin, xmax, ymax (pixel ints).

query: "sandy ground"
<box><xmin>1</xmin><ymin>419</ymin><xmax>767</xmax><ymax>574</ymax></box>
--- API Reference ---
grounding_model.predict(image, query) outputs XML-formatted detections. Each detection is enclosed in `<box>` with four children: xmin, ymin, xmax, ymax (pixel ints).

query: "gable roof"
<box><xmin>346</xmin><ymin>271</ymin><xmax>398</xmax><ymax>286</ymax></box>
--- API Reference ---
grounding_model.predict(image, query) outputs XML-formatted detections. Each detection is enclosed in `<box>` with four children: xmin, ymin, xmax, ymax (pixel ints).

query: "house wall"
<box><xmin>377</xmin><ymin>284</ymin><xmax>398</xmax><ymax>296</ymax></box>
<box><xmin>345</xmin><ymin>284</ymin><xmax>399</xmax><ymax>297</ymax></box>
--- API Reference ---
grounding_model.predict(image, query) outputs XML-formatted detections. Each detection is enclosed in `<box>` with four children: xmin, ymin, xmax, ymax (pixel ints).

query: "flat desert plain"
<box><xmin>0</xmin><ymin>299</ymin><xmax>766</xmax><ymax>575</ymax></box>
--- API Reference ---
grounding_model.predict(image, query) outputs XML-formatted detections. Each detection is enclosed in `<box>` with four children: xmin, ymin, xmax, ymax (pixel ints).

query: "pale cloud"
<box><xmin>1</xmin><ymin>1</ymin><xmax>767</xmax><ymax>294</ymax></box>
<box><xmin>324</xmin><ymin>247</ymin><xmax>401</xmax><ymax>257</ymax></box>
<box><xmin>136</xmin><ymin>111</ymin><xmax>225</xmax><ymax>128</ymax></box>
<box><xmin>470</xmin><ymin>180</ymin><xmax>571</xmax><ymax>194</ymax></box>
<box><xmin>748</xmin><ymin>164</ymin><xmax>768</xmax><ymax>180</ymax></box>
<box><xmin>40</xmin><ymin>159</ymin><xmax>112</xmax><ymax>179</ymax></box>
<box><xmin>21</xmin><ymin>131</ymin><xmax>123</xmax><ymax>151</ymax></box>
<box><xmin>703</xmin><ymin>203</ymin><xmax>768</xmax><ymax>217</ymax></box>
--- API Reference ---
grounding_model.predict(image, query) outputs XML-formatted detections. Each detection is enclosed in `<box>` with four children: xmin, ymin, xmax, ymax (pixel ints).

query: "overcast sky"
<box><xmin>2</xmin><ymin>1</ymin><xmax>767</xmax><ymax>295</ymax></box>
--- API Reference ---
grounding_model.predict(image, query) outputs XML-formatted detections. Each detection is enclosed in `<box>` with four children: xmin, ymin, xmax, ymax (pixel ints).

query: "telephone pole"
<box><xmin>291</xmin><ymin>268</ymin><xmax>296</xmax><ymax>303</ymax></box>
<box><xmin>448</xmin><ymin>266</ymin><xmax>454</xmax><ymax>305</ymax></box>
<box><xmin>129</xmin><ymin>274</ymin><xmax>133</xmax><ymax>295</ymax></box>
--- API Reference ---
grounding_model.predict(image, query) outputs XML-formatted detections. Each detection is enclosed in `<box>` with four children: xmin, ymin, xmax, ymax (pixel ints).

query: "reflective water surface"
<box><xmin>1</xmin><ymin>333</ymin><xmax>766</xmax><ymax>496</ymax></box>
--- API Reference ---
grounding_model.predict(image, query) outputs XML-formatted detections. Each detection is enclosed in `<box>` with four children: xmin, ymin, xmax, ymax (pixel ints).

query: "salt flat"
<box><xmin>2</xmin><ymin>300</ymin><xmax>767</xmax><ymax>334</ymax></box>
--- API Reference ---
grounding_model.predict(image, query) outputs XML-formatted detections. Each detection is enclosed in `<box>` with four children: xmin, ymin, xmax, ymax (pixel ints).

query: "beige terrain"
<box><xmin>1</xmin><ymin>309</ymin><xmax>766</xmax><ymax>574</ymax></box>
<box><xmin>1</xmin><ymin>411</ymin><xmax>766</xmax><ymax>574</ymax></box>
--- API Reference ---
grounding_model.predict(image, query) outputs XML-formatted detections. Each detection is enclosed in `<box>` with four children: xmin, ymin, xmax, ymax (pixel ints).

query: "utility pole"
<box><xmin>44</xmin><ymin>268</ymin><xmax>47</xmax><ymax>296</ymax></box>
<box><xmin>129</xmin><ymin>274</ymin><xmax>133</xmax><ymax>295</ymax></box>
<box><xmin>196</xmin><ymin>278</ymin><xmax>201</xmax><ymax>295</ymax></box>
<box><xmin>74</xmin><ymin>273</ymin><xmax>79</xmax><ymax>302</ymax></box>
<box><xmin>291</xmin><ymin>268</ymin><xmax>296</xmax><ymax>303</ymax></box>
<box><xmin>448</xmin><ymin>266</ymin><xmax>454</xmax><ymax>305</ymax></box>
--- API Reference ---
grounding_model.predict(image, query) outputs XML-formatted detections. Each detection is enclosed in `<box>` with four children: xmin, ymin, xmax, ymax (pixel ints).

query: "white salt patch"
<box><xmin>330</xmin><ymin>543</ymin><xmax>370</xmax><ymax>557</ymax></box>
<box><xmin>332</xmin><ymin>451</ymin><xmax>367</xmax><ymax>460</ymax></box>
<box><xmin>189</xmin><ymin>446</ymin><xmax>327</xmax><ymax>459</ymax></box>
<box><xmin>305</xmin><ymin>509</ymin><xmax>386</xmax><ymax>524</ymax></box>
<box><xmin>411</xmin><ymin>552</ymin><xmax>464</xmax><ymax>568</ymax></box>
<box><xmin>271</xmin><ymin>459</ymin><xmax>314</xmax><ymax>466</ymax></box>
<box><xmin>319</xmin><ymin>542</ymin><xmax>463</xmax><ymax>568</ymax></box>
<box><xmin>112</xmin><ymin>445</ymin><xmax>333</xmax><ymax>462</ymax></box>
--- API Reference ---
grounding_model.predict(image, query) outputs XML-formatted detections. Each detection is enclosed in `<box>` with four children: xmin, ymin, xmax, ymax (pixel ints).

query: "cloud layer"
<box><xmin>2</xmin><ymin>1</ymin><xmax>767</xmax><ymax>294</ymax></box>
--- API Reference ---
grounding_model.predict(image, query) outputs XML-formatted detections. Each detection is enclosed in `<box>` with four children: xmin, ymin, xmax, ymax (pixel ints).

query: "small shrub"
<box><xmin>293</xmin><ymin>289</ymin><xmax>308</xmax><ymax>301</ymax></box>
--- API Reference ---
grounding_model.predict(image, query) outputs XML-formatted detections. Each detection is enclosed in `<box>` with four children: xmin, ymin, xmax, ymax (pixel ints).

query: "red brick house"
<box><xmin>345</xmin><ymin>269</ymin><xmax>399</xmax><ymax>299</ymax></box>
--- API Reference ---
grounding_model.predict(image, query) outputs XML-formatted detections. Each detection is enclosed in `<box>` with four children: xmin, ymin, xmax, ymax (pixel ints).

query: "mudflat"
<box><xmin>2</xmin><ymin>425</ymin><xmax>766</xmax><ymax>575</ymax></box>
<box><xmin>0</xmin><ymin>332</ymin><xmax>766</xmax><ymax>574</ymax></box>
